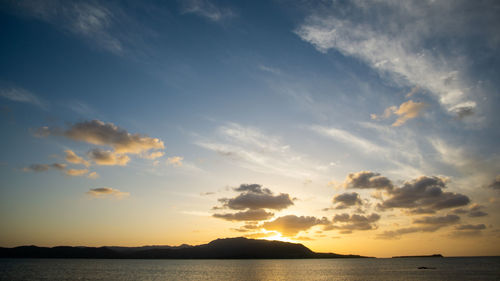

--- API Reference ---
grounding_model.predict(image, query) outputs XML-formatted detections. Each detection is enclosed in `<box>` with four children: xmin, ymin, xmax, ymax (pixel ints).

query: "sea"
<box><xmin>0</xmin><ymin>257</ymin><xmax>499</xmax><ymax>281</ymax></box>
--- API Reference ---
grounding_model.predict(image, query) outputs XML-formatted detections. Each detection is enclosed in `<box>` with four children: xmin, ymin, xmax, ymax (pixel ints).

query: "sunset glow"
<box><xmin>0</xmin><ymin>0</ymin><xmax>499</xmax><ymax>258</ymax></box>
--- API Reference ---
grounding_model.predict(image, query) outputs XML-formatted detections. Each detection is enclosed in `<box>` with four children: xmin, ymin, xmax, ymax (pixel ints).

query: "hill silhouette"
<box><xmin>0</xmin><ymin>237</ymin><xmax>366</xmax><ymax>259</ymax></box>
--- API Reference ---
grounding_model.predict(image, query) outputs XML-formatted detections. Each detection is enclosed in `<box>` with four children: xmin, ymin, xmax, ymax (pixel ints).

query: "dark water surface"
<box><xmin>1</xmin><ymin>257</ymin><xmax>499</xmax><ymax>281</ymax></box>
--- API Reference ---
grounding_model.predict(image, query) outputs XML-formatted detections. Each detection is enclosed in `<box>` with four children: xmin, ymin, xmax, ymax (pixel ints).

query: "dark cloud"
<box><xmin>343</xmin><ymin>171</ymin><xmax>393</xmax><ymax>190</ymax></box>
<box><xmin>377</xmin><ymin>214</ymin><xmax>461</xmax><ymax>239</ymax></box>
<box><xmin>262</xmin><ymin>215</ymin><xmax>328</xmax><ymax>236</ymax></box>
<box><xmin>376</xmin><ymin>226</ymin><xmax>440</xmax><ymax>239</ymax></box>
<box><xmin>23</xmin><ymin>163</ymin><xmax>66</xmax><ymax>172</ymax></box>
<box><xmin>413</xmin><ymin>214</ymin><xmax>460</xmax><ymax>225</ymax></box>
<box><xmin>487</xmin><ymin>175</ymin><xmax>500</xmax><ymax>190</ymax></box>
<box><xmin>379</xmin><ymin>176</ymin><xmax>470</xmax><ymax>211</ymax></box>
<box><xmin>453</xmin><ymin>204</ymin><xmax>488</xmax><ymax>217</ymax></box>
<box><xmin>454</xmin><ymin>106</ymin><xmax>475</xmax><ymax>119</ymax></box>
<box><xmin>407</xmin><ymin>208</ymin><xmax>436</xmax><ymax>215</ymax></box>
<box><xmin>213</xmin><ymin>209</ymin><xmax>274</xmax><ymax>221</ymax></box>
<box><xmin>333</xmin><ymin>192</ymin><xmax>362</xmax><ymax>209</ymax></box>
<box><xmin>234</xmin><ymin>184</ymin><xmax>271</xmax><ymax>194</ymax></box>
<box><xmin>326</xmin><ymin>213</ymin><xmax>380</xmax><ymax>232</ymax></box>
<box><xmin>450</xmin><ymin>224</ymin><xmax>486</xmax><ymax>238</ymax></box>
<box><xmin>455</xmin><ymin>224</ymin><xmax>486</xmax><ymax>230</ymax></box>
<box><xmin>217</xmin><ymin>184</ymin><xmax>293</xmax><ymax>211</ymax></box>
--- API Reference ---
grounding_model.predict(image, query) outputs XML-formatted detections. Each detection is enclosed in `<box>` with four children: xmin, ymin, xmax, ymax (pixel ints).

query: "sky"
<box><xmin>0</xmin><ymin>0</ymin><xmax>499</xmax><ymax>258</ymax></box>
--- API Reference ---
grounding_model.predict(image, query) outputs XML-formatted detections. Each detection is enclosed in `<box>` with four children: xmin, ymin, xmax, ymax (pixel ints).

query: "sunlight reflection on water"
<box><xmin>1</xmin><ymin>257</ymin><xmax>499</xmax><ymax>281</ymax></box>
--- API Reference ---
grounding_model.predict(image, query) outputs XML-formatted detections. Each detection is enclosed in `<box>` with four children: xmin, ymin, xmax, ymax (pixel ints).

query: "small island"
<box><xmin>0</xmin><ymin>237</ymin><xmax>369</xmax><ymax>259</ymax></box>
<box><xmin>392</xmin><ymin>254</ymin><xmax>443</xmax><ymax>258</ymax></box>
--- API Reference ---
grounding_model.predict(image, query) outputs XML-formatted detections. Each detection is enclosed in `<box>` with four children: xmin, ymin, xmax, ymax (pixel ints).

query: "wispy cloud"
<box><xmin>294</xmin><ymin>1</ymin><xmax>494</xmax><ymax>118</ymax></box>
<box><xmin>309</xmin><ymin>125</ymin><xmax>383</xmax><ymax>152</ymax></box>
<box><xmin>196</xmin><ymin>123</ymin><xmax>324</xmax><ymax>180</ymax></box>
<box><xmin>180</xmin><ymin>0</ymin><xmax>235</xmax><ymax>22</ymax></box>
<box><xmin>0</xmin><ymin>87</ymin><xmax>48</xmax><ymax>110</ymax></box>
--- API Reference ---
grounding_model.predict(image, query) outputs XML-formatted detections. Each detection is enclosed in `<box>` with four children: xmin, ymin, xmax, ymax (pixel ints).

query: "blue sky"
<box><xmin>0</xmin><ymin>0</ymin><xmax>499</xmax><ymax>256</ymax></box>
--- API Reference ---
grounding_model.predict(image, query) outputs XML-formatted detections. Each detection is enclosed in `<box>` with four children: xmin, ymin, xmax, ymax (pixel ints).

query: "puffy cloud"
<box><xmin>343</xmin><ymin>171</ymin><xmax>393</xmax><ymax>190</ymax></box>
<box><xmin>327</xmin><ymin>213</ymin><xmax>380</xmax><ymax>233</ymax></box>
<box><xmin>333</xmin><ymin>192</ymin><xmax>362</xmax><ymax>209</ymax></box>
<box><xmin>0</xmin><ymin>87</ymin><xmax>48</xmax><ymax>110</ymax></box>
<box><xmin>24</xmin><ymin>163</ymin><xmax>66</xmax><ymax>172</ymax></box>
<box><xmin>262</xmin><ymin>215</ymin><xmax>328</xmax><ymax>236</ymax></box>
<box><xmin>379</xmin><ymin>176</ymin><xmax>470</xmax><ymax>211</ymax></box>
<box><xmin>216</xmin><ymin>184</ymin><xmax>294</xmax><ymax>211</ymax></box>
<box><xmin>86</xmin><ymin>187</ymin><xmax>129</xmax><ymax>199</ymax></box>
<box><xmin>166</xmin><ymin>156</ymin><xmax>183</xmax><ymax>166</ymax></box>
<box><xmin>87</xmin><ymin>149</ymin><xmax>130</xmax><ymax>166</ymax></box>
<box><xmin>234</xmin><ymin>184</ymin><xmax>271</xmax><ymax>194</ymax></box>
<box><xmin>37</xmin><ymin>120</ymin><xmax>164</xmax><ymax>154</ymax></box>
<box><xmin>213</xmin><ymin>209</ymin><xmax>274</xmax><ymax>221</ymax></box>
<box><xmin>64</xmin><ymin>150</ymin><xmax>90</xmax><ymax>167</ymax></box>
<box><xmin>65</xmin><ymin>168</ymin><xmax>89</xmax><ymax>176</ymax></box>
<box><xmin>219</xmin><ymin>192</ymin><xmax>293</xmax><ymax>211</ymax></box>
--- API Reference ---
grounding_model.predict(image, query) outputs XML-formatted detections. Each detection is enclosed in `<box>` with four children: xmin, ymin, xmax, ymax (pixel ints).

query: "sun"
<box><xmin>259</xmin><ymin>231</ymin><xmax>297</xmax><ymax>243</ymax></box>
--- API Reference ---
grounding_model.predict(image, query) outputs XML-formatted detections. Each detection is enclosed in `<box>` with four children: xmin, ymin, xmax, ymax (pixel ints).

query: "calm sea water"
<box><xmin>0</xmin><ymin>257</ymin><xmax>499</xmax><ymax>281</ymax></box>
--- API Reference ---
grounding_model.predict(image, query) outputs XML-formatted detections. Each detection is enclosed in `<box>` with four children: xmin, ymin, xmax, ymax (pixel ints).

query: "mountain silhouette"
<box><xmin>0</xmin><ymin>237</ymin><xmax>367</xmax><ymax>259</ymax></box>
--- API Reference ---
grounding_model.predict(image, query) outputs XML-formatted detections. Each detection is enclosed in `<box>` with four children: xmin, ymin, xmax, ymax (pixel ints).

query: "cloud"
<box><xmin>262</xmin><ymin>215</ymin><xmax>328</xmax><ymax>236</ymax></box>
<box><xmin>23</xmin><ymin>163</ymin><xmax>66</xmax><ymax>172</ymax></box>
<box><xmin>455</xmin><ymin>224</ymin><xmax>486</xmax><ymax>231</ymax></box>
<box><xmin>13</xmin><ymin>0</ymin><xmax>125</xmax><ymax>54</ymax></box>
<box><xmin>295</xmin><ymin>1</ymin><xmax>487</xmax><ymax>116</ymax></box>
<box><xmin>333</xmin><ymin>192</ymin><xmax>362</xmax><ymax>209</ymax></box>
<box><xmin>213</xmin><ymin>209</ymin><xmax>274</xmax><ymax>221</ymax></box>
<box><xmin>0</xmin><ymin>87</ymin><xmax>48</xmax><ymax>110</ymax></box>
<box><xmin>413</xmin><ymin>214</ymin><xmax>460</xmax><ymax>225</ymax></box>
<box><xmin>488</xmin><ymin>175</ymin><xmax>500</xmax><ymax>190</ymax></box>
<box><xmin>196</xmin><ymin>123</ymin><xmax>321</xmax><ymax>180</ymax></box>
<box><xmin>217</xmin><ymin>185</ymin><xmax>294</xmax><ymax>211</ymax></box>
<box><xmin>64</xmin><ymin>150</ymin><xmax>90</xmax><ymax>167</ymax></box>
<box><xmin>87</xmin><ymin>171</ymin><xmax>99</xmax><ymax>179</ymax></box>
<box><xmin>144</xmin><ymin>151</ymin><xmax>164</xmax><ymax>160</ymax></box>
<box><xmin>391</xmin><ymin>100</ymin><xmax>427</xmax><ymax>126</ymax></box>
<box><xmin>343</xmin><ymin>171</ymin><xmax>393</xmax><ymax>190</ymax></box>
<box><xmin>310</xmin><ymin>126</ymin><xmax>383</xmax><ymax>152</ymax></box>
<box><xmin>86</xmin><ymin>187</ymin><xmax>129</xmax><ymax>199</ymax></box>
<box><xmin>65</xmin><ymin>168</ymin><xmax>89</xmax><ymax>176</ymax></box>
<box><xmin>379</xmin><ymin>176</ymin><xmax>470</xmax><ymax>211</ymax></box>
<box><xmin>87</xmin><ymin>148</ymin><xmax>130</xmax><ymax>166</ymax></box>
<box><xmin>376</xmin><ymin>226</ymin><xmax>441</xmax><ymax>239</ymax></box>
<box><xmin>166</xmin><ymin>156</ymin><xmax>183</xmax><ymax>166</ymax></box>
<box><xmin>51</xmin><ymin>120</ymin><xmax>163</xmax><ymax>154</ymax></box>
<box><xmin>180</xmin><ymin>0</ymin><xmax>235</xmax><ymax>22</ymax></box>
<box><xmin>372</xmin><ymin>100</ymin><xmax>427</xmax><ymax>126</ymax></box>
<box><xmin>327</xmin><ymin>213</ymin><xmax>380</xmax><ymax>233</ymax></box>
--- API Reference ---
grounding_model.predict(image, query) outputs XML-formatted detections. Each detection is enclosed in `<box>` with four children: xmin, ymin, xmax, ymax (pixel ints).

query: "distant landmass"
<box><xmin>0</xmin><ymin>237</ymin><xmax>368</xmax><ymax>259</ymax></box>
<box><xmin>392</xmin><ymin>254</ymin><xmax>443</xmax><ymax>258</ymax></box>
